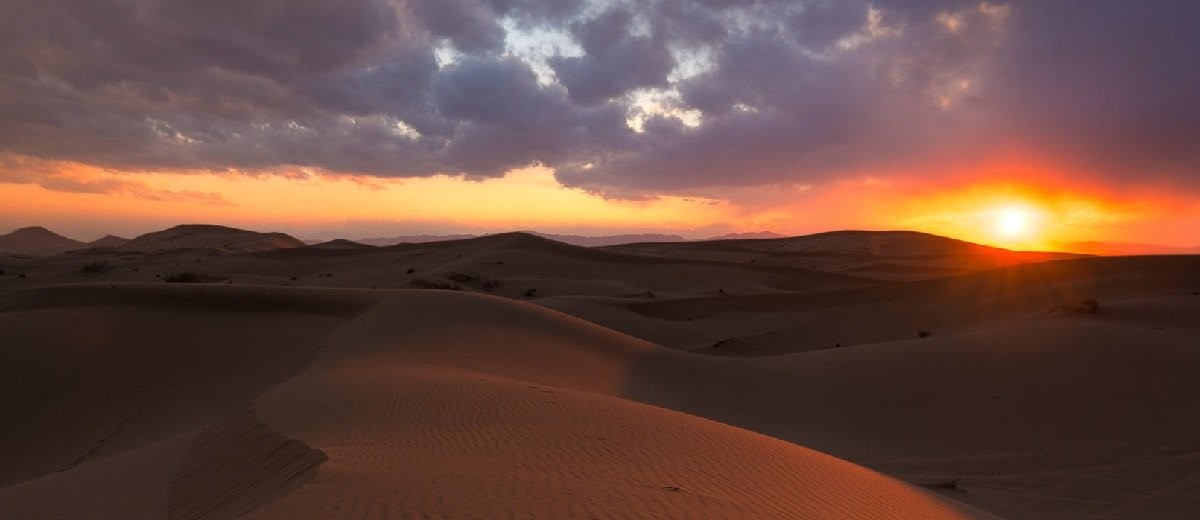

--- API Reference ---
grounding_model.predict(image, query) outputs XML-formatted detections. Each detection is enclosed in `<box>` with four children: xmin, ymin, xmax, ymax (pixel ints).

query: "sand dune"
<box><xmin>561</xmin><ymin>254</ymin><xmax>1200</xmax><ymax>354</ymax></box>
<box><xmin>2</xmin><ymin>229</ymin><xmax>1197</xmax><ymax>519</ymax></box>
<box><xmin>87</xmin><ymin>234</ymin><xmax>132</xmax><ymax>249</ymax></box>
<box><xmin>604</xmin><ymin>230</ymin><xmax>1082</xmax><ymax>280</ymax></box>
<box><xmin>121</xmin><ymin>224</ymin><xmax>306</xmax><ymax>253</ymax></box>
<box><xmin>0</xmin><ymin>226</ymin><xmax>85</xmax><ymax>256</ymax></box>
<box><xmin>0</xmin><ymin>231</ymin><xmax>873</xmax><ymax>302</ymax></box>
<box><xmin>0</xmin><ymin>284</ymin><xmax>994</xmax><ymax>519</ymax></box>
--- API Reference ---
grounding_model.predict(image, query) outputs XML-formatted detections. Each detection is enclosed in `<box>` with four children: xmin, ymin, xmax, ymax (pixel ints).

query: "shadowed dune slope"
<box><xmin>603</xmin><ymin>230</ymin><xmax>1082</xmax><ymax>280</ymax></box>
<box><xmin>544</xmin><ymin>255</ymin><xmax>1200</xmax><ymax>353</ymax></box>
<box><xmin>0</xmin><ymin>284</ymin><xmax>992</xmax><ymax>520</ymax></box>
<box><xmin>0</xmin><ymin>231</ymin><xmax>875</xmax><ymax>301</ymax></box>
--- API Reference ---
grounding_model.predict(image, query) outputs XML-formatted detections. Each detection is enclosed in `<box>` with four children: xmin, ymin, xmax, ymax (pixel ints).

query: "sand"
<box><xmin>1</xmin><ymin>227</ymin><xmax>1198</xmax><ymax>519</ymax></box>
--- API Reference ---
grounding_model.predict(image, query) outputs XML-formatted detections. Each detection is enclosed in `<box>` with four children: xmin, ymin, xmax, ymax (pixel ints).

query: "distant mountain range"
<box><xmin>358</xmin><ymin>232</ymin><xmax>689</xmax><ymax>248</ymax></box>
<box><xmin>0</xmin><ymin>224</ymin><xmax>302</xmax><ymax>256</ymax></box>
<box><xmin>4</xmin><ymin>224</ymin><xmax>1199</xmax><ymax>257</ymax></box>
<box><xmin>351</xmin><ymin>231</ymin><xmax>786</xmax><ymax>247</ymax></box>
<box><xmin>1</xmin><ymin>226</ymin><xmax>784</xmax><ymax>256</ymax></box>
<box><xmin>707</xmin><ymin>231</ymin><xmax>788</xmax><ymax>240</ymax></box>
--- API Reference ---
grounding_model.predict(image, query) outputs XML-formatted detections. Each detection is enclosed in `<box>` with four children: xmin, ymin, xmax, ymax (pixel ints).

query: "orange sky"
<box><xmin>2</xmin><ymin>156</ymin><xmax>1198</xmax><ymax>250</ymax></box>
<box><xmin>3</xmin><ymin>2</ymin><xmax>1199</xmax><ymax>252</ymax></box>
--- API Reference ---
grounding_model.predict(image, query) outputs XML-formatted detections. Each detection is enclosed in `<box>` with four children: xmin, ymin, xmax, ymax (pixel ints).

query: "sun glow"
<box><xmin>994</xmin><ymin>205</ymin><xmax>1035</xmax><ymax>239</ymax></box>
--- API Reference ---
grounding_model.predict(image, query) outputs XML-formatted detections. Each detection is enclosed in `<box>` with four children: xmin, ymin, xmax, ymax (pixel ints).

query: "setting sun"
<box><xmin>994</xmin><ymin>206</ymin><xmax>1036</xmax><ymax>239</ymax></box>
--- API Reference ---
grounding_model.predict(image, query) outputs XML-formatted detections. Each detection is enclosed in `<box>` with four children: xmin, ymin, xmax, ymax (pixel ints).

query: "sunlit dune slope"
<box><xmin>0</xmin><ymin>284</ymin><xmax>992</xmax><ymax>520</ymax></box>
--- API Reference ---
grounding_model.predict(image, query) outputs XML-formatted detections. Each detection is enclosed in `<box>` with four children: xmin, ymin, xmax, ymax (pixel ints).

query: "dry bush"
<box><xmin>163</xmin><ymin>271</ymin><xmax>214</xmax><ymax>283</ymax></box>
<box><xmin>80</xmin><ymin>261</ymin><xmax>113</xmax><ymax>275</ymax></box>
<box><xmin>1051</xmin><ymin>297</ymin><xmax>1100</xmax><ymax>315</ymax></box>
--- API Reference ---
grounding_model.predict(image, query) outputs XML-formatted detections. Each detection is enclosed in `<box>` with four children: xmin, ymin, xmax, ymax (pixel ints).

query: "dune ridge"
<box><xmin>0</xmin><ymin>283</ymin><xmax>995</xmax><ymax>519</ymax></box>
<box><xmin>2</xmin><ymin>227</ymin><xmax>1197</xmax><ymax>519</ymax></box>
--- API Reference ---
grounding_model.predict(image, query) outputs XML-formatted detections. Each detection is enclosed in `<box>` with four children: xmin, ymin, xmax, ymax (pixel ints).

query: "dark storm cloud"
<box><xmin>433</xmin><ymin>56</ymin><xmax>631</xmax><ymax>175</ymax></box>
<box><xmin>0</xmin><ymin>0</ymin><xmax>1197</xmax><ymax>195</ymax></box>
<box><xmin>549</xmin><ymin>6</ymin><xmax>676</xmax><ymax>105</ymax></box>
<box><xmin>409</xmin><ymin>0</ymin><xmax>507</xmax><ymax>54</ymax></box>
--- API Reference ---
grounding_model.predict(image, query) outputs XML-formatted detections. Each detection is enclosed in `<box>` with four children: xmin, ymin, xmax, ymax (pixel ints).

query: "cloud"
<box><xmin>0</xmin><ymin>154</ymin><xmax>234</xmax><ymax>205</ymax></box>
<box><xmin>0</xmin><ymin>0</ymin><xmax>1197</xmax><ymax>198</ymax></box>
<box><xmin>409</xmin><ymin>0</ymin><xmax>507</xmax><ymax>55</ymax></box>
<box><xmin>548</xmin><ymin>6</ymin><xmax>676</xmax><ymax>105</ymax></box>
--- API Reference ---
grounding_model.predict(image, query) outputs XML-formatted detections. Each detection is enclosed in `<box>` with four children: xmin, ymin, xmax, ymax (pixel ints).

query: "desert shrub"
<box><xmin>917</xmin><ymin>329</ymin><xmax>932</xmax><ymax>338</ymax></box>
<box><xmin>163</xmin><ymin>271</ymin><xmax>211</xmax><ymax>283</ymax></box>
<box><xmin>80</xmin><ymin>261</ymin><xmax>113</xmax><ymax>275</ymax></box>
<box><xmin>447</xmin><ymin>273</ymin><xmax>501</xmax><ymax>292</ymax></box>
<box><xmin>1051</xmin><ymin>297</ymin><xmax>1100</xmax><ymax>315</ymax></box>
<box><xmin>411</xmin><ymin>277</ymin><xmax>462</xmax><ymax>291</ymax></box>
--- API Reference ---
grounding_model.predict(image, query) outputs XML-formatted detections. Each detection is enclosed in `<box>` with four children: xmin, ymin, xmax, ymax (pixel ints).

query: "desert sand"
<box><xmin>2</xmin><ymin>225</ymin><xmax>1198</xmax><ymax>519</ymax></box>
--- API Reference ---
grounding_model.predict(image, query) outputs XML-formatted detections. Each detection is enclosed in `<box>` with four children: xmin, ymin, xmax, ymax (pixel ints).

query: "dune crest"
<box><xmin>2</xmin><ymin>229</ymin><xmax>1197</xmax><ymax>519</ymax></box>
<box><xmin>0</xmin><ymin>284</ymin><xmax>993</xmax><ymax>519</ymax></box>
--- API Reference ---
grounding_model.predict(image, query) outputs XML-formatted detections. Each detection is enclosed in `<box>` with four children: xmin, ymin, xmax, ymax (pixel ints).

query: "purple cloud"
<box><xmin>0</xmin><ymin>0</ymin><xmax>1196</xmax><ymax>197</ymax></box>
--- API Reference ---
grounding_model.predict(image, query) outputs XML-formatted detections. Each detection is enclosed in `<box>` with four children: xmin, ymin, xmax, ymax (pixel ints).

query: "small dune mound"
<box><xmin>305</xmin><ymin>239</ymin><xmax>375</xmax><ymax>251</ymax></box>
<box><xmin>88</xmin><ymin>235</ymin><xmax>131</xmax><ymax>249</ymax></box>
<box><xmin>122</xmin><ymin>225</ymin><xmax>305</xmax><ymax>253</ymax></box>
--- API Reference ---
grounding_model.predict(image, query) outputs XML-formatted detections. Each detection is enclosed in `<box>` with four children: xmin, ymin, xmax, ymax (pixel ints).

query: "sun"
<box><xmin>993</xmin><ymin>205</ymin><xmax>1036</xmax><ymax>240</ymax></box>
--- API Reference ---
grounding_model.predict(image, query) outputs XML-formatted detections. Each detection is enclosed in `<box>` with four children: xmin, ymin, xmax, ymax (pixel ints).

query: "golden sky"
<box><xmin>3</xmin><ymin>157</ymin><xmax>1197</xmax><ymax>250</ymax></box>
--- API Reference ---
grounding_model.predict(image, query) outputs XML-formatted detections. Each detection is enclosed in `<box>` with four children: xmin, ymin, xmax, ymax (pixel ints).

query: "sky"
<box><xmin>1</xmin><ymin>0</ymin><xmax>1198</xmax><ymax>249</ymax></box>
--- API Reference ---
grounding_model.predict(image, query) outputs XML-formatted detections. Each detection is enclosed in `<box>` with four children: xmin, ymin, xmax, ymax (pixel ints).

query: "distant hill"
<box><xmin>87</xmin><ymin>235</ymin><xmax>131</xmax><ymax>249</ymax></box>
<box><xmin>121</xmin><ymin>224</ymin><xmax>306</xmax><ymax>252</ymax></box>
<box><xmin>358</xmin><ymin>234</ymin><xmax>479</xmax><ymax>246</ymax></box>
<box><xmin>0</xmin><ymin>227</ymin><xmax>85</xmax><ymax>256</ymax></box>
<box><xmin>308</xmin><ymin>239</ymin><xmax>376</xmax><ymax>250</ymax></box>
<box><xmin>608</xmin><ymin>230</ymin><xmax>1009</xmax><ymax>255</ymax></box>
<box><xmin>359</xmin><ymin>231</ymin><xmax>687</xmax><ymax>248</ymax></box>
<box><xmin>532</xmin><ymin>232</ymin><xmax>686</xmax><ymax>247</ymax></box>
<box><xmin>707</xmin><ymin>231</ymin><xmax>787</xmax><ymax>240</ymax></box>
<box><xmin>1064</xmin><ymin>241</ymin><xmax>1200</xmax><ymax>256</ymax></box>
<box><xmin>601</xmin><ymin>230</ymin><xmax>1083</xmax><ymax>280</ymax></box>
